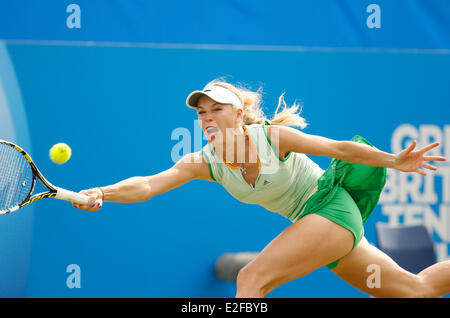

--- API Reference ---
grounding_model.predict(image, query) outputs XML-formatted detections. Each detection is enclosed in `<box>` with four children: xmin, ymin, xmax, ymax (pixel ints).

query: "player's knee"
<box><xmin>400</xmin><ymin>275</ymin><xmax>432</xmax><ymax>298</ymax></box>
<box><xmin>413</xmin><ymin>274</ymin><xmax>437</xmax><ymax>298</ymax></box>
<box><xmin>236</xmin><ymin>265</ymin><xmax>258</xmax><ymax>288</ymax></box>
<box><xmin>236</xmin><ymin>264</ymin><xmax>267</xmax><ymax>294</ymax></box>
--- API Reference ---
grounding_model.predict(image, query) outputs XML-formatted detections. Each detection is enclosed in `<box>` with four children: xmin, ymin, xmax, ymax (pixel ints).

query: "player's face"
<box><xmin>196</xmin><ymin>95</ymin><xmax>241</xmax><ymax>142</ymax></box>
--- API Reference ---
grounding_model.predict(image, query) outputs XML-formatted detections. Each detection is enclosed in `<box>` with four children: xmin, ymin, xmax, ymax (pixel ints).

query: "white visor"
<box><xmin>186</xmin><ymin>85</ymin><xmax>243</xmax><ymax>110</ymax></box>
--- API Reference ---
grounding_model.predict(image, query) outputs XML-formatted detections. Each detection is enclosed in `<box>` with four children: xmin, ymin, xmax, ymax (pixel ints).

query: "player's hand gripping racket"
<box><xmin>0</xmin><ymin>140</ymin><xmax>94</xmax><ymax>214</ymax></box>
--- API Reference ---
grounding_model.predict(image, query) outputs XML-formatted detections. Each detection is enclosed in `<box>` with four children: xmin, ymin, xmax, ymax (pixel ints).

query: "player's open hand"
<box><xmin>394</xmin><ymin>140</ymin><xmax>447</xmax><ymax>176</ymax></box>
<box><xmin>72</xmin><ymin>188</ymin><xmax>103</xmax><ymax>211</ymax></box>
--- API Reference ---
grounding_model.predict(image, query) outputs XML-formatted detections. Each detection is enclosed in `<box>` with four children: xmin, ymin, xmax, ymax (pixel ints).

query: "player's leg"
<box><xmin>416</xmin><ymin>260</ymin><xmax>450</xmax><ymax>297</ymax></box>
<box><xmin>331</xmin><ymin>237</ymin><xmax>450</xmax><ymax>297</ymax></box>
<box><xmin>235</xmin><ymin>212</ymin><xmax>355</xmax><ymax>298</ymax></box>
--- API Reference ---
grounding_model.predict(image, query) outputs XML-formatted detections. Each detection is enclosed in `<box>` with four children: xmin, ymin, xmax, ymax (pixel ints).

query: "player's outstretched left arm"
<box><xmin>270</xmin><ymin>125</ymin><xmax>447</xmax><ymax>174</ymax></box>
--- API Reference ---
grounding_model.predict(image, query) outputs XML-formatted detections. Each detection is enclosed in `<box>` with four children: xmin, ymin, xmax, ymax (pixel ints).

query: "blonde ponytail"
<box><xmin>204</xmin><ymin>79</ymin><xmax>308</xmax><ymax>129</ymax></box>
<box><xmin>270</xmin><ymin>93</ymin><xmax>308</xmax><ymax>129</ymax></box>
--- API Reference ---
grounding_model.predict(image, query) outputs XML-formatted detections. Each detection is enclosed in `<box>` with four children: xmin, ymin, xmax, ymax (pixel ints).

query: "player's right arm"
<box><xmin>73</xmin><ymin>152</ymin><xmax>213</xmax><ymax>211</ymax></box>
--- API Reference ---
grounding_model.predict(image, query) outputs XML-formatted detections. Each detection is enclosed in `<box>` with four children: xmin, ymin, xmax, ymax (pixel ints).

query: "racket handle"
<box><xmin>54</xmin><ymin>187</ymin><xmax>91</xmax><ymax>205</ymax></box>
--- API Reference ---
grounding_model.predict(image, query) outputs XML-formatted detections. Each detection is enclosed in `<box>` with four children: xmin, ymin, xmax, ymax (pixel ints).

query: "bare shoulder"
<box><xmin>265</xmin><ymin>125</ymin><xmax>300</xmax><ymax>139</ymax></box>
<box><xmin>265</xmin><ymin>125</ymin><xmax>301</xmax><ymax>159</ymax></box>
<box><xmin>174</xmin><ymin>151</ymin><xmax>215</xmax><ymax>182</ymax></box>
<box><xmin>266</xmin><ymin>124</ymin><xmax>306</xmax><ymax>137</ymax></box>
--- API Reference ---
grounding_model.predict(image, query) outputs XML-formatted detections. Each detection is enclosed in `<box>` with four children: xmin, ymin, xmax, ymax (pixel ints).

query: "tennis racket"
<box><xmin>0</xmin><ymin>140</ymin><xmax>92</xmax><ymax>214</ymax></box>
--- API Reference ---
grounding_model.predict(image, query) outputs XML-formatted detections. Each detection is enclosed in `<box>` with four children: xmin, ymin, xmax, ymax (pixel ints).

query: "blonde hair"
<box><xmin>204</xmin><ymin>79</ymin><xmax>308</xmax><ymax>129</ymax></box>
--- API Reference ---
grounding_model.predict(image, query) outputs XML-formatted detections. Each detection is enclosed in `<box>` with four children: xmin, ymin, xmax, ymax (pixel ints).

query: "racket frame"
<box><xmin>0</xmin><ymin>140</ymin><xmax>89</xmax><ymax>214</ymax></box>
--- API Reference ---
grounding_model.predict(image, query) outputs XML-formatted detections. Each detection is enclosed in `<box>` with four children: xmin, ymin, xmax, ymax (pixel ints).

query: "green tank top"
<box><xmin>201</xmin><ymin>120</ymin><xmax>324</xmax><ymax>222</ymax></box>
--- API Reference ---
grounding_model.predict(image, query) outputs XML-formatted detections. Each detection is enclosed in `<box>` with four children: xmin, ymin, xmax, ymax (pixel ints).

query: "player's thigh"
<box><xmin>331</xmin><ymin>237</ymin><xmax>427</xmax><ymax>297</ymax></box>
<box><xmin>241</xmin><ymin>213</ymin><xmax>354</xmax><ymax>286</ymax></box>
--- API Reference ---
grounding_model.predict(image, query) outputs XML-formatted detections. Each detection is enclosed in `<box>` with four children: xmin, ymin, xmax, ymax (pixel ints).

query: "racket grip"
<box><xmin>54</xmin><ymin>187</ymin><xmax>91</xmax><ymax>205</ymax></box>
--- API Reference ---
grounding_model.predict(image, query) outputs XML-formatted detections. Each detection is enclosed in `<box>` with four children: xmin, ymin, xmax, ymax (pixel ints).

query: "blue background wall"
<box><xmin>0</xmin><ymin>0</ymin><xmax>449</xmax><ymax>297</ymax></box>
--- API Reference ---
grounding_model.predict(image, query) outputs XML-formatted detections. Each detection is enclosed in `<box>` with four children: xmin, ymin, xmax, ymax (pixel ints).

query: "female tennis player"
<box><xmin>73</xmin><ymin>79</ymin><xmax>449</xmax><ymax>298</ymax></box>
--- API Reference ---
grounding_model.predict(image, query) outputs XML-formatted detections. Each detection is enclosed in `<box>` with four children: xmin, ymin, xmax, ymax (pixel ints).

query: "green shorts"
<box><xmin>297</xmin><ymin>135</ymin><xmax>387</xmax><ymax>270</ymax></box>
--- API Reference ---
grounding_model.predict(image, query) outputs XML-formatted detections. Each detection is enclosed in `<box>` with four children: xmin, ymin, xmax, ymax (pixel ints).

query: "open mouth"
<box><xmin>205</xmin><ymin>127</ymin><xmax>219</xmax><ymax>137</ymax></box>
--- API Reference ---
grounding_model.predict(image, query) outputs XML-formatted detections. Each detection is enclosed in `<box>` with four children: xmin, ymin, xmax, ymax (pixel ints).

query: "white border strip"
<box><xmin>1</xmin><ymin>39</ymin><xmax>450</xmax><ymax>55</ymax></box>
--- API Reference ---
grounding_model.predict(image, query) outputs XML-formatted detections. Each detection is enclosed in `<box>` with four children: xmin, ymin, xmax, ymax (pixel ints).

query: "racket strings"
<box><xmin>0</xmin><ymin>143</ymin><xmax>33</xmax><ymax>211</ymax></box>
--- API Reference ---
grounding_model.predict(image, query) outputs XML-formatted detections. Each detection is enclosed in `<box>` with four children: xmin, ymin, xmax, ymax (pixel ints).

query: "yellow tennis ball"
<box><xmin>49</xmin><ymin>143</ymin><xmax>72</xmax><ymax>164</ymax></box>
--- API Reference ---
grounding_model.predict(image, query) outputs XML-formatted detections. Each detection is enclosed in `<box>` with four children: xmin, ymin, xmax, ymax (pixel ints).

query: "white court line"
<box><xmin>1</xmin><ymin>39</ymin><xmax>450</xmax><ymax>55</ymax></box>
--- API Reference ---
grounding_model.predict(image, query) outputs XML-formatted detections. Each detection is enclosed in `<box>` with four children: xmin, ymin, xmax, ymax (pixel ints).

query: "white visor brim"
<box><xmin>186</xmin><ymin>85</ymin><xmax>243</xmax><ymax>110</ymax></box>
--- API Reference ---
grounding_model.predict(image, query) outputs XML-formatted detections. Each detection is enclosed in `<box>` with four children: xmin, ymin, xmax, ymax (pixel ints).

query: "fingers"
<box><xmin>72</xmin><ymin>202</ymin><xmax>101</xmax><ymax>211</ymax></box>
<box><xmin>416</xmin><ymin>161</ymin><xmax>444</xmax><ymax>175</ymax></box>
<box><xmin>73</xmin><ymin>202</ymin><xmax>102</xmax><ymax>211</ymax></box>
<box><xmin>418</xmin><ymin>141</ymin><xmax>441</xmax><ymax>154</ymax></box>
<box><xmin>421</xmin><ymin>162</ymin><xmax>437</xmax><ymax>171</ymax></box>
<box><xmin>85</xmin><ymin>198</ymin><xmax>103</xmax><ymax>211</ymax></box>
<box><xmin>415</xmin><ymin>141</ymin><xmax>447</xmax><ymax>165</ymax></box>
<box><xmin>415</xmin><ymin>168</ymin><xmax>427</xmax><ymax>176</ymax></box>
<box><xmin>406</xmin><ymin>140</ymin><xmax>417</xmax><ymax>153</ymax></box>
<box><xmin>423</xmin><ymin>155</ymin><xmax>447</xmax><ymax>162</ymax></box>
<box><xmin>72</xmin><ymin>189</ymin><xmax>103</xmax><ymax>212</ymax></box>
